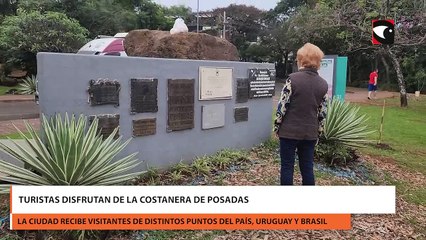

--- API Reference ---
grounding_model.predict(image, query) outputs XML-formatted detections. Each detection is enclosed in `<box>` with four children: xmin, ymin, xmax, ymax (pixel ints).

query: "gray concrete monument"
<box><xmin>37</xmin><ymin>53</ymin><xmax>274</xmax><ymax>171</ymax></box>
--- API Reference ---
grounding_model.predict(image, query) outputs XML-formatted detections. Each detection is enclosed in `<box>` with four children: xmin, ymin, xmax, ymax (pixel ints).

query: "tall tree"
<box><xmin>0</xmin><ymin>11</ymin><xmax>88</xmax><ymax>74</ymax></box>
<box><xmin>212</xmin><ymin>4</ymin><xmax>266</xmax><ymax>61</ymax></box>
<box><xmin>0</xmin><ymin>0</ymin><xmax>18</xmax><ymax>17</ymax></box>
<box><xmin>16</xmin><ymin>0</ymin><xmax>171</xmax><ymax>37</ymax></box>
<box><xmin>260</xmin><ymin>0</ymin><xmax>313</xmax><ymax>77</ymax></box>
<box><xmin>77</xmin><ymin>0</ymin><xmax>139</xmax><ymax>37</ymax></box>
<box><xmin>17</xmin><ymin>0</ymin><xmax>138</xmax><ymax>37</ymax></box>
<box><xmin>329</xmin><ymin>0</ymin><xmax>426</xmax><ymax>107</ymax></box>
<box><xmin>134</xmin><ymin>0</ymin><xmax>173</xmax><ymax>30</ymax></box>
<box><xmin>164</xmin><ymin>5</ymin><xmax>192</xmax><ymax>19</ymax></box>
<box><xmin>274</xmin><ymin>0</ymin><xmax>426</xmax><ymax>106</ymax></box>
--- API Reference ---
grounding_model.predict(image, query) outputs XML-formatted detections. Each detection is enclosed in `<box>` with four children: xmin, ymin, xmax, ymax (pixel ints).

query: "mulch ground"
<box><xmin>208</xmin><ymin>151</ymin><xmax>425</xmax><ymax>240</ymax></box>
<box><xmin>132</xmin><ymin>144</ymin><xmax>426</xmax><ymax>240</ymax></box>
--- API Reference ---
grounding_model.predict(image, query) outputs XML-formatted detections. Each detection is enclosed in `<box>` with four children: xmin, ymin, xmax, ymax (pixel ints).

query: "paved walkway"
<box><xmin>0</xmin><ymin>94</ymin><xmax>39</xmax><ymax>134</ymax></box>
<box><xmin>0</xmin><ymin>118</ymin><xmax>40</xmax><ymax>136</ymax></box>
<box><xmin>345</xmin><ymin>87</ymin><xmax>400</xmax><ymax>103</ymax></box>
<box><xmin>0</xmin><ymin>101</ymin><xmax>39</xmax><ymax>121</ymax></box>
<box><xmin>0</xmin><ymin>95</ymin><xmax>34</xmax><ymax>102</ymax></box>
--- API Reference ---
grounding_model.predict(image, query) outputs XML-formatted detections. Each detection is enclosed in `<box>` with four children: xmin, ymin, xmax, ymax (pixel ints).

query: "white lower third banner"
<box><xmin>9</xmin><ymin>186</ymin><xmax>395</xmax><ymax>230</ymax></box>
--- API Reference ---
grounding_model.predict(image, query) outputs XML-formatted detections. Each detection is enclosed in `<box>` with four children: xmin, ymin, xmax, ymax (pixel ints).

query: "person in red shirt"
<box><xmin>368</xmin><ymin>69</ymin><xmax>378</xmax><ymax>99</ymax></box>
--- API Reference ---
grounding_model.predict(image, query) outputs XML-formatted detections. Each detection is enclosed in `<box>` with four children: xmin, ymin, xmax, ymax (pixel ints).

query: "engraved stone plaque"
<box><xmin>88</xmin><ymin>79</ymin><xmax>120</xmax><ymax>106</ymax></box>
<box><xmin>234</xmin><ymin>107</ymin><xmax>249</xmax><ymax>122</ymax></box>
<box><xmin>89</xmin><ymin>114</ymin><xmax>120</xmax><ymax>139</ymax></box>
<box><xmin>199</xmin><ymin>67</ymin><xmax>233</xmax><ymax>100</ymax></box>
<box><xmin>130</xmin><ymin>78</ymin><xmax>158</xmax><ymax>113</ymax></box>
<box><xmin>236</xmin><ymin>78</ymin><xmax>249</xmax><ymax>103</ymax></box>
<box><xmin>168</xmin><ymin>79</ymin><xmax>195</xmax><ymax>132</ymax></box>
<box><xmin>202</xmin><ymin>104</ymin><xmax>225</xmax><ymax>130</ymax></box>
<box><xmin>133</xmin><ymin>118</ymin><xmax>156</xmax><ymax>137</ymax></box>
<box><xmin>248</xmin><ymin>69</ymin><xmax>275</xmax><ymax>98</ymax></box>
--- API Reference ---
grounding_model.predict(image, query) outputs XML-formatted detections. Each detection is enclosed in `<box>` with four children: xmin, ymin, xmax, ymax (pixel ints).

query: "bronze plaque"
<box><xmin>133</xmin><ymin>118</ymin><xmax>156</xmax><ymax>137</ymax></box>
<box><xmin>234</xmin><ymin>107</ymin><xmax>249</xmax><ymax>122</ymax></box>
<box><xmin>248</xmin><ymin>69</ymin><xmax>275</xmax><ymax>98</ymax></box>
<box><xmin>236</xmin><ymin>78</ymin><xmax>249</xmax><ymax>103</ymax></box>
<box><xmin>168</xmin><ymin>79</ymin><xmax>195</xmax><ymax>132</ymax></box>
<box><xmin>130</xmin><ymin>78</ymin><xmax>158</xmax><ymax>113</ymax></box>
<box><xmin>88</xmin><ymin>79</ymin><xmax>120</xmax><ymax>106</ymax></box>
<box><xmin>89</xmin><ymin>114</ymin><xmax>120</xmax><ymax>139</ymax></box>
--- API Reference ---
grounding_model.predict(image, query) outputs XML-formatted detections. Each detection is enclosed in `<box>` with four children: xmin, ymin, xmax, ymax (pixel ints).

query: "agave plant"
<box><xmin>18</xmin><ymin>75</ymin><xmax>37</xmax><ymax>95</ymax></box>
<box><xmin>0</xmin><ymin>114</ymin><xmax>144</xmax><ymax>194</ymax></box>
<box><xmin>322</xmin><ymin>99</ymin><xmax>375</xmax><ymax>147</ymax></box>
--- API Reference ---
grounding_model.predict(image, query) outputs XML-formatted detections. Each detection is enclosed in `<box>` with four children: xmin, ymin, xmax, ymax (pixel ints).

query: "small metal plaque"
<box><xmin>168</xmin><ymin>79</ymin><xmax>195</xmax><ymax>132</ymax></box>
<box><xmin>236</xmin><ymin>78</ymin><xmax>249</xmax><ymax>103</ymax></box>
<box><xmin>248</xmin><ymin>69</ymin><xmax>275</xmax><ymax>98</ymax></box>
<box><xmin>89</xmin><ymin>114</ymin><xmax>120</xmax><ymax>139</ymax></box>
<box><xmin>202</xmin><ymin>104</ymin><xmax>225</xmax><ymax>130</ymax></box>
<box><xmin>133</xmin><ymin>118</ymin><xmax>156</xmax><ymax>137</ymax></box>
<box><xmin>130</xmin><ymin>78</ymin><xmax>158</xmax><ymax>113</ymax></box>
<box><xmin>234</xmin><ymin>107</ymin><xmax>249</xmax><ymax>122</ymax></box>
<box><xmin>88</xmin><ymin>79</ymin><xmax>120</xmax><ymax>106</ymax></box>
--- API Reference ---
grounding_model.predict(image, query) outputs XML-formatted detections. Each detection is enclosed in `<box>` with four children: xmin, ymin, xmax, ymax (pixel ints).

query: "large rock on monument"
<box><xmin>124</xmin><ymin>30</ymin><xmax>240</xmax><ymax>61</ymax></box>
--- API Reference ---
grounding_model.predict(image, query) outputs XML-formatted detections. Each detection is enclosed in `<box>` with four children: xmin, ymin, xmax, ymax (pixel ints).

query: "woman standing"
<box><xmin>274</xmin><ymin>43</ymin><xmax>328</xmax><ymax>186</ymax></box>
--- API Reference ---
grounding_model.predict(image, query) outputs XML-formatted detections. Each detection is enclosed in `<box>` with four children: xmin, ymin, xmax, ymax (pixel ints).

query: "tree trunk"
<box><xmin>375</xmin><ymin>56</ymin><xmax>379</xmax><ymax>69</ymax></box>
<box><xmin>386</xmin><ymin>47</ymin><xmax>408</xmax><ymax>107</ymax></box>
<box><xmin>380</xmin><ymin>55</ymin><xmax>391</xmax><ymax>84</ymax></box>
<box><xmin>283</xmin><ymin>51</ymin><xmax>289</xmax><ymax>76</ymax></box>
<box><xmin>348</xmin><ymin>65</ymin><xmax>352</xmax><ymax>84</ymax></box>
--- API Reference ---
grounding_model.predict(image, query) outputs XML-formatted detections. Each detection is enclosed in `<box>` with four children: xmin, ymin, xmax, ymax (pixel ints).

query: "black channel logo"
<box><xmin>372</xmin><ymin>20</ymin><xmax>395</xmax><ymax>45</ymax></box>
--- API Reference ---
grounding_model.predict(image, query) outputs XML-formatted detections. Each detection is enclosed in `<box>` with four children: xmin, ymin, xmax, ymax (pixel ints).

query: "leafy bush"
<box><xmin>402</xmin><ymin>53</ymin><xmax>426</xmax><ymax>93</ymax></box>
<box><xmin>0</xmin><ymin>77</ymin><xmax>18</xmax><ymax>87</ymax></box>
<box><xmin>0</xmin><ymin>114</ymin><xmax>143</xmax><ymax>193</ymax></box>
<box><xmin>0</xmin><ymin>11</ymin><xmax>88</xmax><ymax>74</ymax></box>
<box><xmin>212</xmin><ymin>149</ymin><xmax>248</xmax><ymax>169</ymax></box>
<box><xmin>17</xmin><ymin>75</ymin><xmax>36</xmax><ymax>95</ymax></box>
<box><xmin>191</xmin><ymin>156</ymin><xmax>211</xmax><ymax>176</ymax></box>
<box><xmin>171</xmin><ymin>161</ymin><xmax>192</xmax><ymax>176</ymax></box>
<box><xmin>410</xmin><ymin>70</ymin><xmax>426</xmax><ymax>92</ymax></box>
<box><xmin>315</xmin><ymin>141</ymin><xmax>356</xmax><ymax>166</ymax></box>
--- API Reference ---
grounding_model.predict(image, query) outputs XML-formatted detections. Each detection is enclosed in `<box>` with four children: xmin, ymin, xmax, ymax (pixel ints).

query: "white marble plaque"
<box><xmin>202</xmin><ymin>104</ymin><xmax>226</xmax><ymax>130</ymax></box>
<box><xmin>199</xmin><ymin>67</ymin><xmax>233</xmax><ymax>100</ymax></box>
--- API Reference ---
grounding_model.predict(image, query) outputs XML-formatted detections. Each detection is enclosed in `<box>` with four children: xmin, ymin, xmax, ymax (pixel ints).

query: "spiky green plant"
<box><xmin>18</xmin><ymin>75</ymin><xmax>37</xmax><ymax>95</ymax></box>
<box><xmin>211</xmin><ymin>149</ymin><xmax>241</xmax><ymax>170</ymax></box>
<box><xmin>0</xmin><ymin>114</ymin><xmax>143</xmax><ymax>193</ymax></box>
<box><xmin>211</xmin><ymin>154</ymin><xmax>231</xmax><ymax>170</ymax></box>
<box><xmin>169</xmin><ymin>170</ymin><xmax>183</xmax><ymax>183</ymax></box>
<box><xmin>171</xmin><ymin>160</ymin><xmax>192</xmax><ymax>175</ymax></box>
<box><xmin>322</xmin><ymin>99</ymin><xmax>375</xmax><ymax>147</ymax></box>
<box><xmin>191</xmin><ymin>156</ymin><xmax>211</xmax><ymax>176</ymax></box>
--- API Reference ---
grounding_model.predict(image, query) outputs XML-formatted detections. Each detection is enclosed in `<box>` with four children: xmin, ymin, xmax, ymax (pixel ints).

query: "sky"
<box><xmin>153</xmin><ymin>0</ymin><xmax>280</xmax><ymax>11</ymax></box>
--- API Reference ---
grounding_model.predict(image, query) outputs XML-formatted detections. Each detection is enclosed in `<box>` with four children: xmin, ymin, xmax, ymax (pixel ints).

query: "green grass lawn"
<box><xmin>356</xmin><ymin>96</ymin><xmax>426</xmax><ymax>206</ymax></box>
<box><xmin>0</xmin><ymin>85</ymin><xmax>15</xmax><ymax>95</ymax></box>
<box><xmin>0</xmin><ymin>131</ymin><xmax>31</xmax><ymax>139</ymax></box>
<box><xmin>357</xmin><ymin>96</ymin><xmax>426</xmax><ymax>173</ymax></box>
